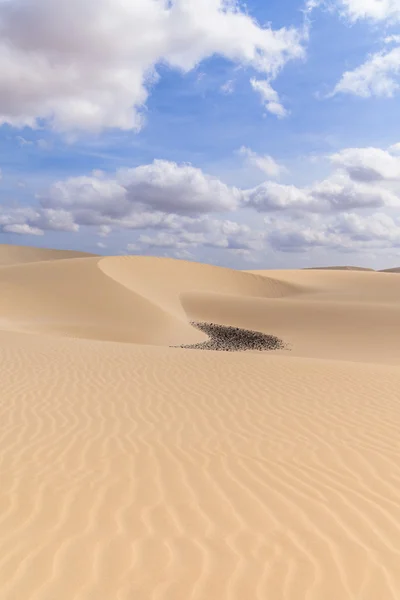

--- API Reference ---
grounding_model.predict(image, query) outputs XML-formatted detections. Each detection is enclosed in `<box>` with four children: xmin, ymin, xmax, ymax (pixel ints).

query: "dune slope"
<box><xmin>380</xmin><ymin>267</ymin><xmax>400</xmax><ymax>273</ymax></box>
<box><xmin>0</xmin><ymin>243</ymin><xmax>97</xmax><ymax>266</ymax></box>
<box><xmin>0</xmin><ymin>257</ymin><xmax>205</xmax><ymax>345</ymax></box>
<box><xmin>304</xmin><ymin>265</ymin><xmax>374</xmax><ymax>271</ymax></box>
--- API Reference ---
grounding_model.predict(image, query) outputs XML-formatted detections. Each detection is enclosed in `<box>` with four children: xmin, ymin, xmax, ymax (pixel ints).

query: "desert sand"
<box><xmin>1</xmin><ymin>244</ymin><xmax>400</xmax><ymax>599</ymax></box>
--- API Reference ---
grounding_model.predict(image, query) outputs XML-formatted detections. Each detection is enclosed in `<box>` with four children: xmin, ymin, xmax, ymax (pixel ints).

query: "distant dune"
<box><xmin>1</xmin><ymin>243</ymin><xmax>400</xmax><ymax>599</ymax></box>
<box><xmin>304</xmin><ymin>265</ymin><xmax>374</xmax><ymax>271</ymax></box>
<box><xmin>0</xmin><ymin>242</ymin><xmax>97</xmax><ymax>266</ymax></box>
<box><xmin>379</xmin><ymin>267</ymin><xmax>400</xmax><ymax>273</ymax></box>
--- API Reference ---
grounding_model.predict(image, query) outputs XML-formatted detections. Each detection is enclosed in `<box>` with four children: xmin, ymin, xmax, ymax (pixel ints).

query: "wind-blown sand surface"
<box><xmin>1</xmin><ymin>244</ymin><xmax>400</xmax><ymax>599</ymax></box>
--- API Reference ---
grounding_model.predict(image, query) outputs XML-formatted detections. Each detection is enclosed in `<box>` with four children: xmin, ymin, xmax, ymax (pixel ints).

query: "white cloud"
<box><xmin>265</xmin><ymin>215</ymin><xmax>342</xmax><ymax>252</ymax></box>
<box><xmin>138</xmin><ymin>232</ymin><xmax>192</xmax><ymax>250</ymax></box>
<box><xmin>2</xmin><ymin>144</ymin><xmax>398</xmax><ymax>243</ymax></box>
<box><xmin>310</xmin><ymin>174</ymin><xmax>398</xmax><ymax>208</ymax></box>
<box><xmin>335</xmin><ymin>212</ymin><xmax>400</xmax><ymax>243</ymax></box>
<box><xmin>244</xmin><ymin>181</ymin><xmax>320</xmax><ymax>211</ymax></box>
<box><xmin>384</xmin><ymin>34</ymin><xmax>400</xmax><ymax>44</ymax></box>
<box><xmin>35</xmin><ymin>209</ymin><xmax>80</xmax><ymax>232</ymax></box>
<box><xmin>245</xmin><ymin>169</ymin><xmax>400</xmax><ymax>213</ymax></box>
<box><xmin>0</xmin><ymin>205</ymin><xmax>79</xmax><ymax>235</ymax></box>
<box><xmin>42</xmin><ymin>176</ymin><xmax>130</xmax><ymax>217</ymax></box>
<box><xmin>118</xmin><ymin>160</ymin><xmax>241</xmax><ymax>214</ymax></box>
<box><xmin>307</xmin><ymin>0</ymin><xmax>400</xmax><ymax>22</ymax></box>
<box><xmin>337</xmin><ymin>0</ymin><xmax>400</xmax><ymax>22</ymax></box>
<box><xmin>331</xmin><ymin>147</ymin><xmax>400</xmax><ymax>181</ymax></box>
<box><xmin>239</xmin><ymin>146</ymin><xmax>287</xmax><ymax>178</ymax></box>
<box><xmin>389</xmin><ymin>142</ymin><xmax>400</xmax><ymax>153</ymax></box>
<box><xmin>3</xmin><ymin>223</ymin><xmax>44</xmax><ymax>236</ymax></box>
<box><xmin>3</xmin><ymin>143</ymin><xmax>400</xmax><ymax>262</ymax></box>
<box><xmin>265</xmin><ymin>211</ymin><xmax>400</xmax><ymax>253</ymax></box>
<box><xmin>0</xmin><ymin>0</ymin><xmax>304</xmax><ymax>133</ymax></box>
<box><xmin>136</xmin><ymin>217</ymin><xmax>265</xmax><ymax>255</ymax></box>
<box><xmin>250</xmin><ymin>78</ymin><xmax>288</xmax><ymax>118</ymax></box>
<box><xmin>332</xmin><ymin>46</ymin><xmax>400</xmax><ymax>98</ymax></box>
<box><xmin>304</xmin><ymin>0</ymin><xmax>323</xmax><ymax>13</ymax></box>
<box><xmin>42</xmin><ymin>160</ymin><xmax>241</xmax><ymax>222</ymax></box>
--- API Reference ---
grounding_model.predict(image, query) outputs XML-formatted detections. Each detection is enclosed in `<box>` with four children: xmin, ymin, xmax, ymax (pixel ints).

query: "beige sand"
<box><xmin>0</xmin><ymin>243</ymin><xmax>97</xmax><ymax>266</ymax></box>
<box><xmin>1</xmin><ymin>244</ymin><xmax>400</xmax><ymax>599</ymax></box>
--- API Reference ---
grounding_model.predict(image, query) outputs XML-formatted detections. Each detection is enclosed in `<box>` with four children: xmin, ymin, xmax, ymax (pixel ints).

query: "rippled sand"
<box><xmin>1</xmin><ymin>244</ymin><xmax>400</xmax><ymax>599</ymax></box>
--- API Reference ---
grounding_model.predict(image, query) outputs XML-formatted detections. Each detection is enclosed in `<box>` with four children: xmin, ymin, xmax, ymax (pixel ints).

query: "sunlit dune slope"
<box><xmin>0</xmin><ymin>255</ymin><xmax>302</xmax><ymax>345</ymax></box>
<box><xmin>1</xmin><ymin>254</ymin><xmax>400</xmax><ymax>363</ymax></box>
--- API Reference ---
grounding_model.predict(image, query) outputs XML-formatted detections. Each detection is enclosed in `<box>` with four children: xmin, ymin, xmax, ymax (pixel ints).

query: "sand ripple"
<box><xmin>1</xmin><ymin>332</ymin><xmax>400</xmax><ymax>599</ymax></box>
<box><xmin>1</xmin><ymin>248</ymin><xmax>400</xmax><ymax>599</ymax></box>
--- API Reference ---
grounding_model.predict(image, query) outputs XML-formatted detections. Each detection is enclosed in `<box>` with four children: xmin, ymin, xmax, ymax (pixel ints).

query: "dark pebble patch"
<box><xmin>175</xmin><ymin>322</ymin><xmax>287</xmax><ymax>352</ymax></box>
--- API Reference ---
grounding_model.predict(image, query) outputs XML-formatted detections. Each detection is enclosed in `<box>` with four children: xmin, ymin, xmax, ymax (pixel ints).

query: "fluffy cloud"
<box><xmin>239</xmin><ymin>146</ymin><xmax>286</xmax><ymax>178</ymax></box>
<box><xmin>389</xmin><ymin>142</ymin><xmax>400</xmax><ymax>153</ymax></box>
<box><xmin>3</xmin><ymin>144</ymin><xmax>400</xmax><ymax>263</ymax></box>
<box><xmin>244</xmin><ymin>170</ymin><xmax>399</xmax><ymax>213</ymax></box>
<box><xmin>0</xmin><ymin>205</ymin><xmax>79</xmax><ymax>236</ymax></box>
<box><xmin>134</xmin><ymin>209</ymin><xmax>400</xmax><ymax>259</ymax></box>
<box><xmin>311</xmin><ymin>175</ymin><xmax>399</xmax><ymax>208</ymax></box>
<box><xmin>331</xmin><ymin>147</ymin><xmax>400</xmax><ymax>181</ymax></box>
<box><xmin>338</xmin><ymin>0</ymin><xmax>400</xmax><ymax>22</ymax></box>
<box><xmin>244</xmin><ymin>181</ymin><xmax>320</xmax><ymax>211</ymax></box>
<box><xmin>265</xmin><ymin>215</ymin><xmax>342</xmax><ymax>252</ymax></box>
<box><xmin>307</xmin><ymin>0</ymin><xmax>400</xmax><ymax>22</ymax></box>
<box><xmin>335</xmin><ymin>212</ymin><xmax>400</xmax><ymax>243</ymax></box>
<box><xmin>250</xmin><ymin>78</ymin><xmax>288</xmax><ymax>117</ymax></box>
<box><xmin>320</xmin><ymin>0</ymin><xmax>400</xmax><ymax>100</ymax></box>
<box><xmin>0</xmin><ymin>0</ymin><xmax>304</xmax><ymax>133</ymax></box>
<box><xmin>332</xmin><ymin>46</ymin><xmax>400</xmax><ymax>98</ymax></box>
<box><xmin>42</xmin><ymin>160</ymin><xmax>241</xmax><ymax>222</ymax></box>
<box><xmin>265</xmin><ymin>211</ymin><xmax>400</xmax><ymax>253</ymax></box>
<box><xmin>135</xmin><ymin>217</ymin><xmax>264</xmax><ymax>255</ymax></box>
<box><xmin>3</xmin><ymin>223</ymin><xmax>44</xmax><ymax>236</ymax></box>
<box><xmin>4</xmin><ymin>144</ymin><xmax>400</xmax><ymax>239</ymax></box>
<box><xmin>318</xmin><ymin>0</ymin><xmax>400</xmax><ymax>99</ymax></box>
<box><xmin>384</xmin><ymin>35</ymin><xmax>400</xmax><ymax>44</ymax></box>
<box><xmin>117</xmin><ymin>161</ymin><xmax>241</xmax><ymax>214</ymax></box>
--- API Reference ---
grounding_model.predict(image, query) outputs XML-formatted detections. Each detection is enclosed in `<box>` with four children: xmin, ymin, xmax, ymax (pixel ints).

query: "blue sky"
<box><xmin>1</xmin><ymin>0</ymin><xmax>400</xmax><ymax>268</ymax></box>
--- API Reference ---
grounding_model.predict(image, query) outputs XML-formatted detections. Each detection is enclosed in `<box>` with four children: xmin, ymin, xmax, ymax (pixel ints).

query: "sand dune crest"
<box><xmin>0</xmin><ymin>243</ymin><xmax>97</xmax><ymax>266</ymax></box>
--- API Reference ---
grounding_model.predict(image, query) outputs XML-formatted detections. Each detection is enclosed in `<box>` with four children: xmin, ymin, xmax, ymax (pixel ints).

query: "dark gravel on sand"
<box><xmin>176</xmin><ymin>322</ymin><xmax>286</xmax><ymax>352</ymax></box>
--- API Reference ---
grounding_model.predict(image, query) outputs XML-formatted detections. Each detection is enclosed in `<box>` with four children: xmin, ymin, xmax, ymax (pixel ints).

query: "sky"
<box><xmin>1</xmin><ymin>0</ymin><xmax>400</xmax><ymax>269</ymax></box>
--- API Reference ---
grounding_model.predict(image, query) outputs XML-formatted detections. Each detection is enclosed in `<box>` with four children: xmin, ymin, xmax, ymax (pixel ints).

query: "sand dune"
<box><xmin>1</xmin><ymin>244</ymin><xmax>400</xmax><ymax>599</ymax></box>
<box><xmin>0</xmin><ymin>256</ymin><xmax>204</xmax><ymax>345</ymax></box>
<box><xmin>304</xmin><ymin>265</ymin><xmax>374</xmax><ymax>271</ymax></box>
<box><xmin>380</xmin><ymin>267</ymin><xmax>400</xmax><ymax>273</ymax></box>
<box><xmin>0</xmin><ymin>242</ymin><xmax>97</xmax><ymax>266</ymax></box>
